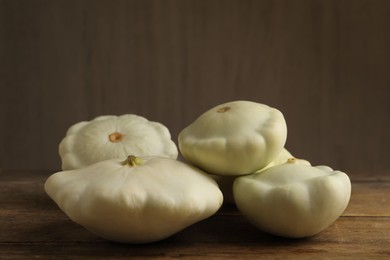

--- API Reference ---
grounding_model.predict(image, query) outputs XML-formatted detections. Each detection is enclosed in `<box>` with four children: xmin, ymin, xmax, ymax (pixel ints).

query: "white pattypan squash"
<box><xmin>45</xmin><ymin>155</ymin><xmax>223</xmax><ymax>244</ymax></box>
<box><xmin>233</xmin><ymin>159</ymin><xmax>351</xmax><ymax>238</ymax></box>
<box><xmin>178</xmin><ymin>100</ymin><xmax>287</xmax><ymax>176</ymax></box>
<box><xmin>59</xmin><ymin>114</ymin><xmax>178</xmax><ymax>170</ymax></box>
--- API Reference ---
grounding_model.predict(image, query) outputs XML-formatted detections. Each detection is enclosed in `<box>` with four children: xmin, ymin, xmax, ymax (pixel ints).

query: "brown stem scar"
<box><xmin>217</xmin><ymin>106</ymin><xmax>231</xmax><ymax>113</ymax></box>
<box><xmin>108</xmin><ymin>132</ymin><xmax>124</xmax><ymax>143</ymax></box>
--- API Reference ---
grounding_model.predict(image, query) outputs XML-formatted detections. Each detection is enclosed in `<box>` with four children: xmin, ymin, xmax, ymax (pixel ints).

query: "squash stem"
<box><xmin>217</xmin><ymin>106</ymin><xmax>231</xmax><ymax>113</ymax></box>
<box><xmin>287</xmin><ymin>158</ymin><xmax>297</xmax><ymax>164</ymax></box>
<box><xmin>121</xmin><ymin>155</ymin><xmax>143</xmax><ymax>166</ymax></box>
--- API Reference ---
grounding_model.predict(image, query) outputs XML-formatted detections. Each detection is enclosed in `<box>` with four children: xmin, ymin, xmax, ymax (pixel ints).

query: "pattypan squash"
<box><xmin>233</xmin><ymin>158</ymin><xmax>351</xmax><ymax>238</ymax></box>
<box><xmin>59</xmin><ymin>114</ymin><xmax>178</xmax><ymax>170</ymax></box>
<box><xmin>178</xmin><ymin>100</ymin><xmax>287</xmax><ymax>176</ymax></box>
<box><xmin>45</xmin><ymin>155</ymin><xmax>223</xmax><ymax>244</ymax></box>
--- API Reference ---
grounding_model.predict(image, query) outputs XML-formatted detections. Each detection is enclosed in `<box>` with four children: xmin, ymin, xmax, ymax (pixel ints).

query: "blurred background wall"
<box><xmin>1</xmin><ymin>0</ymin><xmax>389</xmax><ymax>174</ymax></box>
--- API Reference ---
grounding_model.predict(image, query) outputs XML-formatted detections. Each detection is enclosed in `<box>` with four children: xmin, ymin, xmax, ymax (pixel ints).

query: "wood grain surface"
<box><xmin>1</xmin><ymin>0</ymin><xmax>389</xmax><ymax>172</ymax></box>
<box><xmin>1</xmin><ymin>170</ymin><xmax>389</xmax><ymax>259</ymax></box>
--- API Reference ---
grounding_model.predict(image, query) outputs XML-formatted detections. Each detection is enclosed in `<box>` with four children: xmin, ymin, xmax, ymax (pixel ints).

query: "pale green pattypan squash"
<box><xmin>211</xmin><ymin>149</ymin><xmax>309</xmax><ymax>204</ymax></box>
<box><xmin>45</xmin><ymin>155</ymin><xmax>223</xmax><ymax>244</ymax></box>
<box><xmin>178</xmin><ymin>100</ymin><xmax>287</xmax><ymax>176</ymax></box>
<box><xmin>59</xmin><ymin>114</ymin><xmax>178</xmax><ymax>170</ymax></box>
<box><xmin>233</xmin><ymin>158</ymin><xmax>351</xmax><ymax>238</ymax></box>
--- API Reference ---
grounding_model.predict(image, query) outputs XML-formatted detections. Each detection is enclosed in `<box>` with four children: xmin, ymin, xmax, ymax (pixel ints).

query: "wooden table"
<box><xmin>1</xmin><ymin>170</ymin><xmax>389</xmax><ymax>259</ymax></box>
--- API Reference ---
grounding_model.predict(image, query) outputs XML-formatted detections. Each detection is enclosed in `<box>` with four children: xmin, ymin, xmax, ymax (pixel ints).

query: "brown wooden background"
<box><xmin>1</xmin><ymin>0</ymin><xmax>389</xmax><ymax>174</ymax></box>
